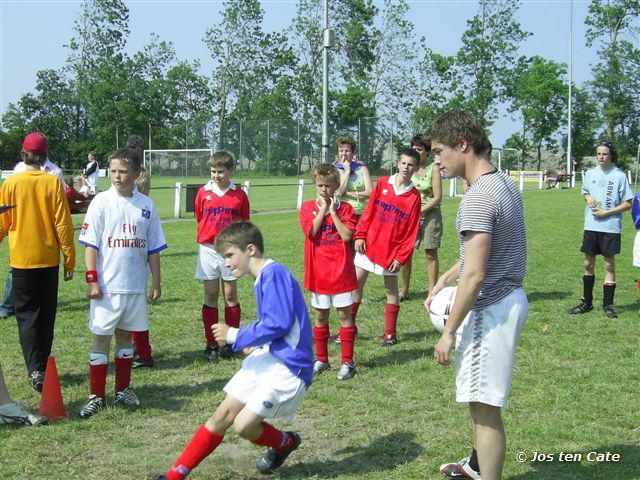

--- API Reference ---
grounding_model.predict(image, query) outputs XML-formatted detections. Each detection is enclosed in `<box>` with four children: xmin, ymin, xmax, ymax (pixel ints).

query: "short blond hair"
<box><xmin>312</xmin><ymin>164</ymin><xmax>340</xmax><ymax>185</ymax></box>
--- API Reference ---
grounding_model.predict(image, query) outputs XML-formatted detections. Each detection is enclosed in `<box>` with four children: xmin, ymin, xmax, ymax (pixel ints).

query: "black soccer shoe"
<box><xmin>568</xmin><ymin>300</ymin><xmax>593</xmax><ymax>315</ymax></box>
<box><xmin>256</xmin><ymin>432</ymin><xmax>301</xmax><ymax>474</ymax></box>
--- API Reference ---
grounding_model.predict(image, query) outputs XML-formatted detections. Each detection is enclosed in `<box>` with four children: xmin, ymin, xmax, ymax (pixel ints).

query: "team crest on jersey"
<box><xmin>81</xmin><ymin>222</ymin><xmax>89</xmax><ymax>233</ymax></box>
<box><xmin>382</xmin><ymin>188</ymin><xmax>388</xmax><ymax>195</ymax></box>
<box><xmin>141</xmin><ymin>208</ymin><xmax>151</xmax><ymax>219</ymax></box>
<box><xmin>205</xmin><ymin>195</ymin><xmax>212</xmax><ymax>201</ymax></box>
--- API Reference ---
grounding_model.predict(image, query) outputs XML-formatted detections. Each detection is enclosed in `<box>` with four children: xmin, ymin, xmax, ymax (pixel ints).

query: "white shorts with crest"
<box><xmin>354</xmin><ymin>252</ymin><xmax>397</xmax><ymax>276</ymax></box>
<box><xmin>310</xmin><ymin>291</ymin><xmax>353</xmax><ymax>309</ymax></box>
<box><xmin>224</xmin><ymin>347</ymin><xmax>308</xmax><ymax>422</ymax></box>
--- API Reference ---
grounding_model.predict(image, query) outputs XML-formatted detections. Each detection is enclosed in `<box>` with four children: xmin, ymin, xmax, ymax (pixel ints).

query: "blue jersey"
<box><xmin>233</xmin><ymin>260</ymin><xmax>314</xmax><ymax>387</ymax></box>
<box><xmin>581</xmin><ymin>165</ymin><xmax>634</xmax><ymax>234</ymax></box>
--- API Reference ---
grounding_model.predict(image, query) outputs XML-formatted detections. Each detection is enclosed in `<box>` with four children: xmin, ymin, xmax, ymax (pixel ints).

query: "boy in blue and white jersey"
<box><xmin>153</xmin><ymin>221</ymin><xmax>313</xmax><ymax>480</ymax></box>
<box><xmin>78</xmin><ymin>148</ymin><xmax>167</xmax><ymax>419</ymax></box>
<box><xmin>632</xmin><ymin>192</ymin><xmax>640</xmax><ymax>277</ymax></box>
<box><xmin>568</xmin><ymin>142</ymin><xmax>633</xmax><ymax>318</ymax></box>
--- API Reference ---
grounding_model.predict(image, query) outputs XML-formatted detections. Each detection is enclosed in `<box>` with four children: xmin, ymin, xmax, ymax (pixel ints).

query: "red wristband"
<box><xmin>86</xmin><ymin>270</ymin><xmax>98</xmax><ymax>283</ymax></box>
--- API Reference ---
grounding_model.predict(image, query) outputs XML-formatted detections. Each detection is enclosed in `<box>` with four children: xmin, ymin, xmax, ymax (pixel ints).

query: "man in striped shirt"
<box><xmin>425</xmin><ymin>111</ymin><xmax>528</xmax><ymax>480</ymax></box>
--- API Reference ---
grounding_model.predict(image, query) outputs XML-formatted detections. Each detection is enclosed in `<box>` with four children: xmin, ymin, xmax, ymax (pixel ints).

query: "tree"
<box><xmin>507</xmin><ymin>56</ymin><xmax>567</xmax><ymax>169</ymax></box>
<box><xmin>585</xmin><ymin>0</ymin><xmax>640</xmax><ymax>161</ymax></box>
<box><xmin>564</xmin><ymin>86</ymin><xmax>600</xmax><ymax>167</ymax></box>
<box><xmin>455</xmin><ymin>0</ymin><xmax>530</xmax><ymax>129</ymax></box>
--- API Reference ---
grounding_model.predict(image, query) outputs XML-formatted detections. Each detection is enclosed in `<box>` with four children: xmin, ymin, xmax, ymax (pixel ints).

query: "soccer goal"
<box><xmin>144</xmin><ymin>149</ymin><xmax>213</xmax><ymax>178</ymax></box>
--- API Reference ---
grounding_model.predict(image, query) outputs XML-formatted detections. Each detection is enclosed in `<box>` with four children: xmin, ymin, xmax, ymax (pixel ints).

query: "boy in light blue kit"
<box><xmin>153</xmin><ymin>221</ymin><xmax>313</xmax><ymax>480</ymax></box>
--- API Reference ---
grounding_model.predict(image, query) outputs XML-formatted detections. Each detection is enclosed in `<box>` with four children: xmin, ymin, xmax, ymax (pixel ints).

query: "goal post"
<box><xmin>143</xmin><ymin>149</ymin><xmax>213</xmax><ymax>178</ymax></box>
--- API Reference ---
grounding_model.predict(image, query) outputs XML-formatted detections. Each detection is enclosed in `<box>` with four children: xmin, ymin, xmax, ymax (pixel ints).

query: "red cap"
<box><xmin>22</xmin><ymin>132</ymin><xmax>48</xmax><ymax>155</ymax></box>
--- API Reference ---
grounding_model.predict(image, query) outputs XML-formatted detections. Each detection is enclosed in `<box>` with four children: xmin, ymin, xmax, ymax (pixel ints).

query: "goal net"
<box><xmin>144</xmin><ymin>149</ymin><xmax>213</xmax><ymax>178</ymax></box>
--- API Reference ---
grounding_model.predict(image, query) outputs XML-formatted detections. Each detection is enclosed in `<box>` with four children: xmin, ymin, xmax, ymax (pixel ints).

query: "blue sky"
<box><xmin>0</xmin><ymin>0</ymin><xmax>597</xmax><ymax>147</ymax></box>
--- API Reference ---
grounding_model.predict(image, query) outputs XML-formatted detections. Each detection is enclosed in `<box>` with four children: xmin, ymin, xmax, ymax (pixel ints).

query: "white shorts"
<box><xmin>89</xmin><ymin>293</ymin><xmax>148</xmax><ymax>336</ymax></box>
<box><xmin>310</xmin><ymin>291</ymin><xmax>353</xmax><ymax>309</ymax></box>
<box><xmin>633</xmin><ymin>231</ymin><xmax>640</xmax><ymax>267</ymax></box>
<box><xmin>354</xmin><ymin>252</ymin><xmax>397</xmax><ymax>276</ymax></box>
<box><xmin>195</xmin><ymin>243</ymin><xmax>237</xmax><ymax>281</ymax></box>
<box><xmin>224</xmin><ymin>347</ymin><xmax>308</xmax><ymax>422</ymax></box>
<box><xmin>455</xmin><ymin>288</ymin><xmax>528</xmax><ymax>408</ymax></box>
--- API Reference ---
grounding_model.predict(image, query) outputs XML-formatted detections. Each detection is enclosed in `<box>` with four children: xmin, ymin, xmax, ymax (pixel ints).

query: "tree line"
<box><xmin>0</xmin><ymin>0</ymin><xmax>638</xmax><ymax>174</ymax></box>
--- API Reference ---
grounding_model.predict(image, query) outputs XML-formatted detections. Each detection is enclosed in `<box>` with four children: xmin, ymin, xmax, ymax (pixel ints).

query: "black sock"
<box><xmin>469</xmin><ymin>447</ymin><xmax>480</xmax><ymax>473</ymax></box>
<box><xmin>603</xmin><ymin>283</ymin><xmax>616</xmax><ymax>307</ymax></box>
<box><xmin>583</xmin><ymin>275</ymin><xmax>595</xmax><ymax>305</ymax></box>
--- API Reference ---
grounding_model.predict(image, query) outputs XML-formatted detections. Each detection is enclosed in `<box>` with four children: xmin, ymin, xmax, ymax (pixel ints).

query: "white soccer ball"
<box><xmin>428</xmin><ymin>286</ymin><xmax>458</xmax><ymax>333</ymax></box>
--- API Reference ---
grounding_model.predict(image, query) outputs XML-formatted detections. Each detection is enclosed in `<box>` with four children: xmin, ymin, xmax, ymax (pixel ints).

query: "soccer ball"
<box><xmin>428</xmin><ymin>286</ymin><xmax>458</xmax><ymax>333</ymax></box>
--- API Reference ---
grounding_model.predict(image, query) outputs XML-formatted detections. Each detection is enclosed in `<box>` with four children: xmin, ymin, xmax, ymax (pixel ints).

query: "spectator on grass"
<box><xmin>568</xmin><ymin>141</ymin><xmax>633</xmax><ymax>319</ymax></box>
<box><xmin>543</xmin><ymin>167</ymin><xmax>558</xmax><ymax>189</ymax></box>
<box><xmin>333</xmin><ymin>136</ymin><xmax>373</xmax><ymax>219</ymax></box>
<box><xmin>0</xmin><ymin>360</ymin><xmax>47</xmax><ymax>426</ymax></box>
<box><xmin>195</xmin><ymin>151</ymin><xmax>250</xmax><ymax>362</ymax></box>
<box><xmin>633</xmin><ymin>192</ymin><xmax>640</xmax><ymax>292</ymax></box>
<box><xmin>83</xmin><ymin>151</ymin><xmax>99</xmax><ymax>194</ymax></box>
<box><xmin>399</xmin><ymin>135</ymin><xmax>443</xmax><ymax>302</ymax></box>
<box><xmin>0</xmin><ymin>156</ymin><xmax>65</xmax><ymax>320</ymax></box>
<box><xmin>426</xmin><ymin>110</ymin><xmax>528</xmax><ymax>480</ymax></box>
<box><xmin>65</xmin><ymin>176</ymin><xmax>89</xmax><ymax>201</ymax></box>
<box><xmin>0</xmin><ymin>132</ymin><xmax>75</xmax><ymax>392</ymax></box>
<box><xmin>352</xmin><ymin>148</ymin><xmax>422</xmax><ymax>347</ymax></box>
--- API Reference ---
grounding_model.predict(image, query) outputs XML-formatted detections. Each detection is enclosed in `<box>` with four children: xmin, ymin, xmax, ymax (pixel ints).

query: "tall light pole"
<box><xmin>321</xmin><ymin>0</ymin><xmax>334</xmax><ymax>163</ymax></box>
<box><xmin>566</xmin><ymin>0</ymin><xmax>574</xmax><ymax>186</ymax></box>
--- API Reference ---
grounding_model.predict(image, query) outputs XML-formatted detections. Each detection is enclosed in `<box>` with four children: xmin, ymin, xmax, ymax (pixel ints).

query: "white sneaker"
<box><xmin>313</xmin><ymin>360</ymin><xmax>331</xmax><ymax>375</ymax></box>
<box><xmin>113</xmin><ymin>388</ymin><xmax>140</xmax><ymax>407</ymax></box>
<box><xmin>336</xmin><ymin>362</ymin><xmax>356</xmax><ymax>380</ymax></box>
<box><xmin>0</xmin><ymin>401</ymin><xmax>48</xmax><ymax>426</ymax></box>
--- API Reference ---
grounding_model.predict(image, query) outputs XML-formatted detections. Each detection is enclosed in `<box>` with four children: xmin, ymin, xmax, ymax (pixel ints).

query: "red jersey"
<box><xmin>354</xmin><ymin>175</ymin><xmax>421</xmax><ymax>267</ymax></box>
<box><xmin>195</xmin><ymin>182</ymin><xmax>250</xmax><ymax>244</ymax></box>
<box><xmin>300</xmin><ymin>199</ymin><xmax>358</xmax><ymax>295</ymax></box>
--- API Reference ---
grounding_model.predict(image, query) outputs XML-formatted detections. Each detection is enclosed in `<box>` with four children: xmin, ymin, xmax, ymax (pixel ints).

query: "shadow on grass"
<box><xmin>526</xmin><ymin>290</ymin><xmax>572</xmax><ymax>302</ymax></box>
<box><xmin>361</xmin><ymin>346</ymin><xmax>434</xmax><ymax>369</ymax></box>
<box><xmin>281</xmin><ymin>430</ymin><xmax>423</xmax><ymax>478</ymax></box>
<box><xmin>508</xmin><ymin>443</ymin><xmax>640</xmax><ymax>480</ymax></box>
<box><xmin>160</xmin><ymin>250</ymin><xmax>196</xmax><ymax>259</ymax></box>
<box><xmin>57</xmin><ymin>297</ymin><xmax>91</xmax><ymax>313</ymax></box>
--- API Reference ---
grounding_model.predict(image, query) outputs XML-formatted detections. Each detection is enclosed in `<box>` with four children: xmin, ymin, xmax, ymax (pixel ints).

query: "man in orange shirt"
<box><xmin>0</xmin><ymin>132</ymin><xmax>75</xmax><ymax>392</ymax></box>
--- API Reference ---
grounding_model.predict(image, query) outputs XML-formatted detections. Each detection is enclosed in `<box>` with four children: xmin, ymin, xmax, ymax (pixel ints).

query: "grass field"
<box><xmin>0</xmin><ymin>185</ymin><xmax>639</xmax><ymax>480</ymax></box>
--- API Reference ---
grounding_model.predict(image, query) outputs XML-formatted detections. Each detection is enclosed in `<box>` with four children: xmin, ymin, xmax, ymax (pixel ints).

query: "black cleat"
<box><xmin>203</xmin><ymin>345</ymin><xmax>219</xmax><ymax>362</ymax></box>
<box><xmin>256</xmin><ymin>432</ymin><xmax>301</xmax><ymax>474</ymax></box>
<box><xmin>568</xmin><ymin>300</ymin><xmax>593</xmax><ymax>315</ymax></box>
<box><xmin>603</xmin><ymin>304</ymin><xmax>618</xmax><ymax>318</ymax></box>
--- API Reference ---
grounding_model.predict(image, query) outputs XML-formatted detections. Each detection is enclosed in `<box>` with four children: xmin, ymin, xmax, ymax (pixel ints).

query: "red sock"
<box><xmin>166</xmin><ymin>425</ymin><xmax>224</xmax><ymax>480</ymax></box>
<box><xmin>132</xmin><ymin>330</ymin><xmax>152</xmax><ymax>359</ymax></box>
<box><xmin>384</xmin><ymin>303</ymin><xmax>400</xmax><ymax>336</ymax></box>
<box><xmin>89</xmin><ymin>364</ymin><xmax>108</xmax><ymax>398</ymax></box>
<box><xmin>340</xmin><ymin>326</ymin><xmax>356</xmax><ymax>364</ymax></box>
<box><xmin>114</xmin><ymin>355</ymin><xmax>133</xmax><ymax>392</ymax></box>
<box><xmin>224</xmin><ymin>304</ymin><xmax>241</xmax><ymax>329</ymax></box>
<box><xmin>313</xmin><ymin>325</ymin><xmax>330</xmax><ymax>363</ymax></box>
<box><xmin>202</xmin><ymin>305</ymin><xmax>218</xmax><ymax>346</ymax></box>
<box><xmin>252</xmin><ymin>421</ymin><xmax>291</xmax><ymax>451</ymax></box>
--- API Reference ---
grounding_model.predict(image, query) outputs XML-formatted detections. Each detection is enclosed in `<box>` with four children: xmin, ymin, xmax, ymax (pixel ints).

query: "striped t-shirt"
<box><xmin>457</xmin><ymin>170</ymin><xmax>527</xmax><ymax>309</ymax></box>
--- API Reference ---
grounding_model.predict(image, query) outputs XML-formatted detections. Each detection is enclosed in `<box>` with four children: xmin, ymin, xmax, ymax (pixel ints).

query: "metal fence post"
<box><xmin>297</xmin><ymin>180</ymin><xmax>305</xmax><ymax>209</ymax></box>
<box><xmin>175</xmin><ymin>182</ymin><xmax>183</xmax><ymax>218</ymax></box>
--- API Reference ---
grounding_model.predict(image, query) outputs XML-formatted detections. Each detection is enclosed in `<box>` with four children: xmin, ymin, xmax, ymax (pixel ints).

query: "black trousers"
<box><xmin>13</xmin><ymin>266</ymin><xmax>59</xmax><ymax>375</ymax></box>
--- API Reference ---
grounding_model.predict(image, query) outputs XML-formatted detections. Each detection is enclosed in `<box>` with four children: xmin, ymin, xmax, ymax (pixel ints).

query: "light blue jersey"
<box><xmin>581</xmin><ymin>165</ymin><xmax>633</xmax><ymax>234</ymax></box>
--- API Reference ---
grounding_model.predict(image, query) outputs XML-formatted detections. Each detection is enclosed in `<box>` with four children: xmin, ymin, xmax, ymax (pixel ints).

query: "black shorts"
<box><xmin>580</xmin><ymin>230</ymin><xmax>621</xmax><ymax>257</ymax></box>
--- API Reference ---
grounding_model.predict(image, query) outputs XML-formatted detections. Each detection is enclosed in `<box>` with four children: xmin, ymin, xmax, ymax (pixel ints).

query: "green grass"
<box><xmin>1</xmin><ymin>187</ymin><xmax>639</xmax><ymax>479</ymax></box>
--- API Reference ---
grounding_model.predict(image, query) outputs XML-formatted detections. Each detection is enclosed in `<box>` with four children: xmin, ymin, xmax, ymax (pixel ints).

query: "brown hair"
<box><xmin>216</xmin><ymin>221</ymin><xmax>264</xmax><ymax>254</ymax></box>
<box><xmin>209</xmin><ymin>150</ymin><xmax>235</xmax><ymax>170</ymax></box>
<box><xmin>312</xmin><ymin>164</ymin><xmax>341</xmax><ymax>185</ymax></box>
<box><xmin>108</xmin><ymin>148</ymin><xmax>142</xmax><ymax>173</ymax></box>
<box><xmin>427</xmin><ymin>110</ymin><xmax>491</xmax><ymax>156</ymax></box>
<box><xmin>335</xmin><ymin>136</ymin><xmax>356</xmax><ymax>153</ymax></box>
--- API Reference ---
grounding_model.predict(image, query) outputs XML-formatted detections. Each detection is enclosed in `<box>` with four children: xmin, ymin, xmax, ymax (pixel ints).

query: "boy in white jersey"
<box><xmin>425</xmin><ymin>111</ymin><xmax>528</xmax><ymax>480</ymax></box>
<box><xmin>78</xmin><ymin>148</ymin><xmax>167</xmax><ymax>418</ymax></box>
<box><xmin>568</xmin><ymin>142</ymin><xmax>633</xmax><ymax>319</ymax></box>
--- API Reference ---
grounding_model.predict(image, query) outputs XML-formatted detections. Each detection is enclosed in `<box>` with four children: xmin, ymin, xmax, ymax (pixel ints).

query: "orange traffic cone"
<box><xmin>38</xmin><ymin>356</ymin><xmax>68</xmax><ymax>420</ymax></box>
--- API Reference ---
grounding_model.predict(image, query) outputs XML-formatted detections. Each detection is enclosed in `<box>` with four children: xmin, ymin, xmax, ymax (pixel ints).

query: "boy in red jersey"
<box><xmin>300</xmin><ymin>164</ymin><xmax>358</xmax><ymax>380</ymax></box>
<box><xmin>195</xmin><ymin>151</ymin><xmax>250</xmax><ymax>362</ymax></box>
<box><xmin>353</xmin><ymin>148</ymin><xmax>421</xmax><ymax>346</ymax></box>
